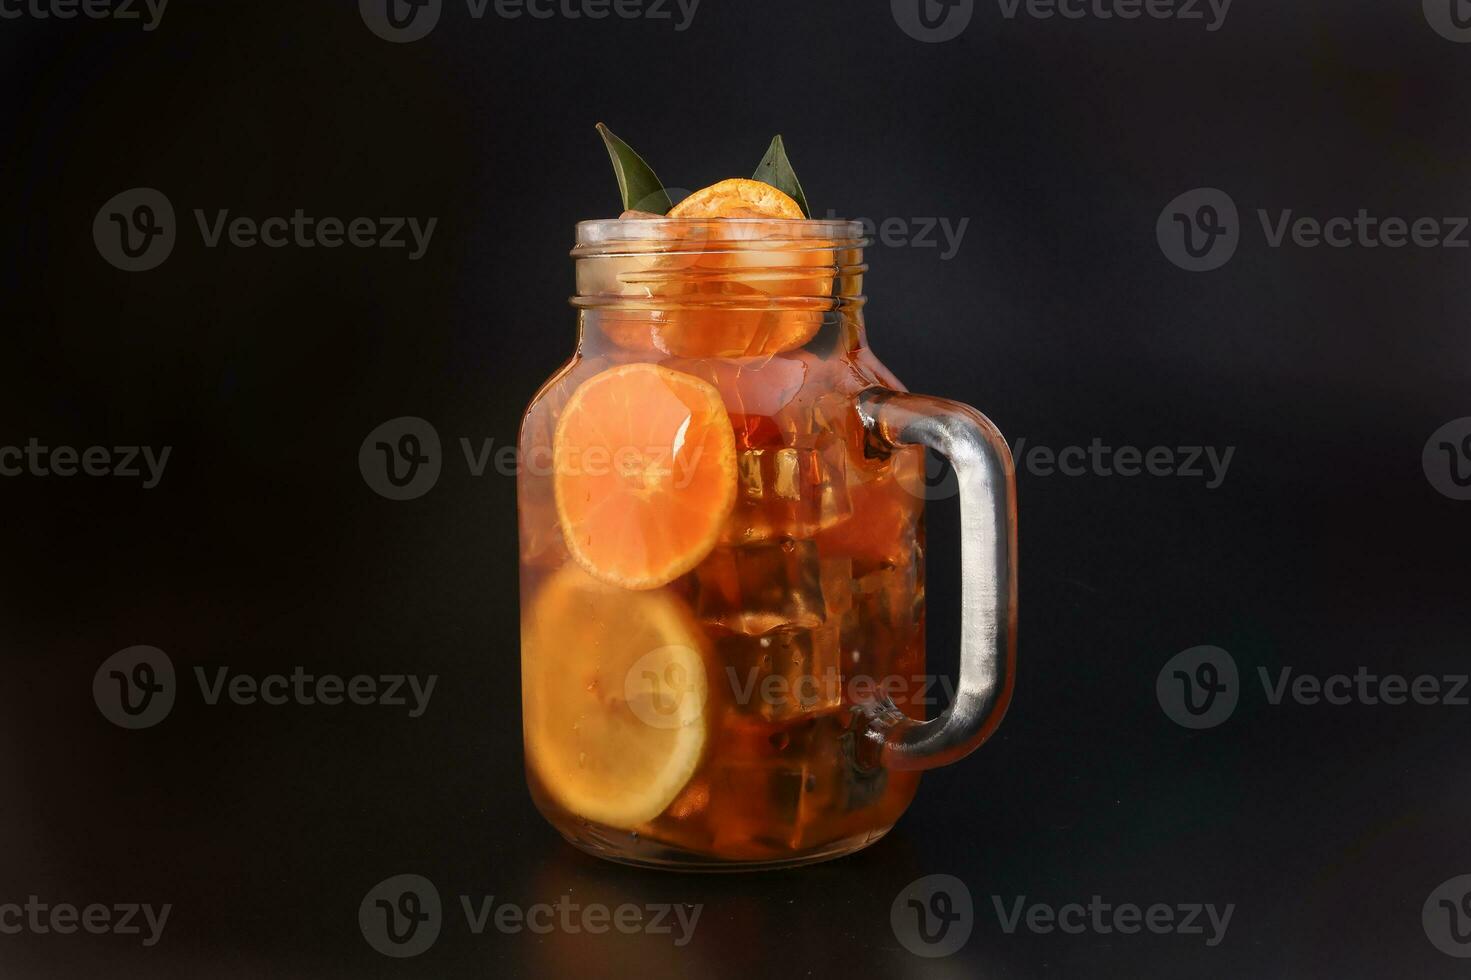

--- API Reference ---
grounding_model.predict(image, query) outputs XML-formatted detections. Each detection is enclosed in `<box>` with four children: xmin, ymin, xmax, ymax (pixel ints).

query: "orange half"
<box><xmin>668</xmin><ymin>178</ymin><xmax>804</xmax><ymax>219</ymax></box>
<box><xmin>661</xmin><ymin>180</ymin><xmax>828</xmax><ymax>356</ymax></box>
<box><xmin>554</xmin><ymin>363</ymin><xmax>737</xmax><ymax>589</ymax></box>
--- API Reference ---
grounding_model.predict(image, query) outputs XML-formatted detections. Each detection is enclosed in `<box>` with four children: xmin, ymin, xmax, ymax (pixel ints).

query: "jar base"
<box><xmin>553</xmin><ymin>822</ymin><xmax>896</xmax><ymax>872</ymax></box>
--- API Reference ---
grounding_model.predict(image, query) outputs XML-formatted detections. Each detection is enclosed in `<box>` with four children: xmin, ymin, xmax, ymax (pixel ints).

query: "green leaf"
<box><xmin>596</xmin><ymin>123</ymin><xmax>673</xmax><ymax>215</ymax></box>
<box><xmin>752</xmin><ymin>135</ymin><xmax>811</xmax><ymax>218</ymax></box>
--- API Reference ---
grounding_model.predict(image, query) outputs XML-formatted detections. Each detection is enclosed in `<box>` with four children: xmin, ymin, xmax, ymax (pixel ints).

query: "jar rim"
<box><xmin>573</xmin><ymin>218</ymin><xmax>868</xmax><ymax>254</ymax></box>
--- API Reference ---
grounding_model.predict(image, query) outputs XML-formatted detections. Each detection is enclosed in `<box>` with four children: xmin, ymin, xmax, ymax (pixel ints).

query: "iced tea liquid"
<box><xmin>519</xmin><ymin>288</ymin><xmax>931</xmax><ymax>867</ymax></box>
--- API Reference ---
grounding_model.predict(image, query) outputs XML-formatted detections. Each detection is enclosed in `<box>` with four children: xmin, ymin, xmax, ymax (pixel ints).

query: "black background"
<box><xmin>3</xmin><ymin>0</ymin><xmax>1471</xmax><ymax>976</ymax></box>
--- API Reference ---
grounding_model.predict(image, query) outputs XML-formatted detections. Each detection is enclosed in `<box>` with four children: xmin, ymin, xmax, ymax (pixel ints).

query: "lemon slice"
<box><xmin>522</xmin><ymin>564</ymin><xmax>710</xmax><ymax>829</ymax></box>
<box><xmin>668</xmin><ymin>178</ymin><xmax>804</xmax><ymax>218</ymax></box>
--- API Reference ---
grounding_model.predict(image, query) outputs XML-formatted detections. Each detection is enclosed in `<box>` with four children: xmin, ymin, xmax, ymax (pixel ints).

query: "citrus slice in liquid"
<box><xmin>523</xmin><ymin>564</ymin><xmax>710</xmax><ymax>829</ymax></box>
<box><xmin>554</xmin><ymin>362</ymin><xmax>737</xmax><ymax>589</ymax></box>
<box><xmin>667</xmin><ymin>178</ymin><xmax>804</xmax><ymax>219</ymax></box>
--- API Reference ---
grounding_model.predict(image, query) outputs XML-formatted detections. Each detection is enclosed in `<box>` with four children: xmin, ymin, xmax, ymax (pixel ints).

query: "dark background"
<box><xmin>3</xmin><ymin>0</ymin><xmax>1470</xmax><ymax>976</ymax></box>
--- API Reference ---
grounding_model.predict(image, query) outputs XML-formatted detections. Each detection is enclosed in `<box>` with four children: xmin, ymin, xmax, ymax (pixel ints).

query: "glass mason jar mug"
<box><xmin>518</xmin><ymin>218</ymin><xmax>1016</xmax><ymax>869</ymax></box>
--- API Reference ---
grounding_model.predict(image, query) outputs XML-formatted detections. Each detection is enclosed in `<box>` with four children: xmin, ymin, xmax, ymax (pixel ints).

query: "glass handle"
<box><xmin>856</xmin><ymin>388</ymin><xmax>1018</xmax><ymax>771</ymax></box>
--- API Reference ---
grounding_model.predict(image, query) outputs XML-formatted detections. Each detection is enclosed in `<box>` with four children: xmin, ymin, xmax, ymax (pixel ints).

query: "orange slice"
<box><xmin>553</xmin><ymin>363</ymin><xmax>737</xmax><ymax>589</ymax></box>
<box><xmin>664</xmin><ymin>180</ymin><xmax>828</xmax><ymax>357</ymax></box>
<box><xmin>522</xmin><ymin>564</ymin><xmax>710</xmax><ymax>829</ymax></box>
<box><xmin>591</xmin><ymin>182</ymin><xmax>828</xmax><ymax>357</ymax></box>
<box><xmin>668</xmin><ymin>178</ymin><xmax>804</xmax><ymax>219</ymax></box>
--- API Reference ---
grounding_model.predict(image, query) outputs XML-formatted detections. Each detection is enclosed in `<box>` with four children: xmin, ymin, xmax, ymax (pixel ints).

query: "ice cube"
<box><xmin>705</xmin><ymin>713</ymin><xmax>838</xmax><ymax>852</ymax></box>
<box><xmin>695</xmin><ymin>539</ymin><xmax>829</xmax><ymax>632</ymax></box>
<box><xmin>708</xmin><ymin>621</ymin><xmax>843</xmax><ymax>723</ymax></box>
